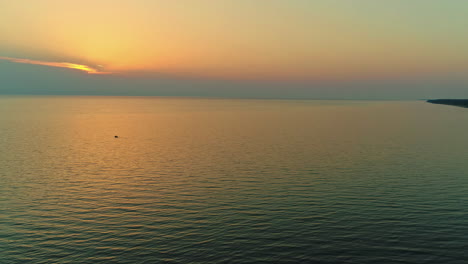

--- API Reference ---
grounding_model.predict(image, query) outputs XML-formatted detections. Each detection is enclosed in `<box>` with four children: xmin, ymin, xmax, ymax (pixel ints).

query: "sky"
<box><xmin>1</xmin><ymin>0</ymin><xmax>467</xmax><ymax>99</ymax></box>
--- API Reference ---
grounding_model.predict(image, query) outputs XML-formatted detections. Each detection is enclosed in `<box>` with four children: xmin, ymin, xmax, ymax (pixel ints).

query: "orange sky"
<box><xmin>1</xmin><ymin>0</ymin><xmax>468</xmax><ymax>81</ymax></box>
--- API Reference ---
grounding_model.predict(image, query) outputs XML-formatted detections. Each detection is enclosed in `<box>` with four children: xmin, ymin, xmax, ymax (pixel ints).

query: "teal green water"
<box><xmin>1</xmin><ymin>97</ymin><xmax>468</xmax><ymax>263</ymax></box>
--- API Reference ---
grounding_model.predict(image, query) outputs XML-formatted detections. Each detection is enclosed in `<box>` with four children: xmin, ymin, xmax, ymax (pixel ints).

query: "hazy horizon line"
<box><xmin>0</xmin><ymin>92</ymin><xmax>434</xmax><ymax>101</ymax></box>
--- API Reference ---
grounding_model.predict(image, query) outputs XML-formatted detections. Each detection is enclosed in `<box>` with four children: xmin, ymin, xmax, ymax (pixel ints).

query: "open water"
<box><xmin>1</xmin><ymin>96</ymin><xmax>467</xmax><ymax>263</ymax></box>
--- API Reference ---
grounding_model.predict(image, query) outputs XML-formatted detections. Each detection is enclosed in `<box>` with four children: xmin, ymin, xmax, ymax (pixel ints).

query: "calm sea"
<box><xmin>1</xmin><ymin>96</ymin><xmax>467</xmax><ymax>264</ymax></box>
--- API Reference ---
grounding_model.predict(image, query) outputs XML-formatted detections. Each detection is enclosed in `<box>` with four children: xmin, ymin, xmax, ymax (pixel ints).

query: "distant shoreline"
<box><xmin>427</xmin><ymin>99</ymin><xmax>468</xmax><ymax>108</ymax></box>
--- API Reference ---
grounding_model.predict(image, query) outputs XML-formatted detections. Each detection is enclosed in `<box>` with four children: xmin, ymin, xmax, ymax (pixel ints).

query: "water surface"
<box><xmin>1</xmin><ymin>97</ymin><xmax>468</xmax><ymax>263</ymax></box>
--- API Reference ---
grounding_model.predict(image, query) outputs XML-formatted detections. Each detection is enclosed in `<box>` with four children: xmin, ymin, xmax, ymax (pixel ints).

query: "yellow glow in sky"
<box><xmin>1</xmin><ymin>0</ymin><xmax>468</xmax><ymax>81</ymax></box>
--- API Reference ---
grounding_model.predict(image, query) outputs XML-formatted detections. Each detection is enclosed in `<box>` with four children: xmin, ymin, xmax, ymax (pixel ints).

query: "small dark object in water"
<box><xmin>115</xmin><ymin>136</ymin><xmax>119</xmax><ymax>138</ymax></box>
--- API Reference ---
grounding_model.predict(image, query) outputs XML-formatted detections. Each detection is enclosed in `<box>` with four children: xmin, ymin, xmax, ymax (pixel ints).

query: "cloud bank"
<box><xmin>0</xmin><ymin>56</ymin><xmax>110</xmax><ymax>75</ymax></box>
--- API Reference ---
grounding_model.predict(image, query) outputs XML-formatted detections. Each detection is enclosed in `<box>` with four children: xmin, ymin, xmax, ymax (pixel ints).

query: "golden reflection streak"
<box><xmin>0</xmin><ymin>56</ymin><xmax>110</xmax><ymax>74</ymax></box>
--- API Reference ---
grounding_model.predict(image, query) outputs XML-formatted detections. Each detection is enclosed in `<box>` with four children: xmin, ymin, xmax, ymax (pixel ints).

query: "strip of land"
<box><xmin>427</xmin><ymin>99</ymin><xmax>468</xmax><ymax>108</ymax></box>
